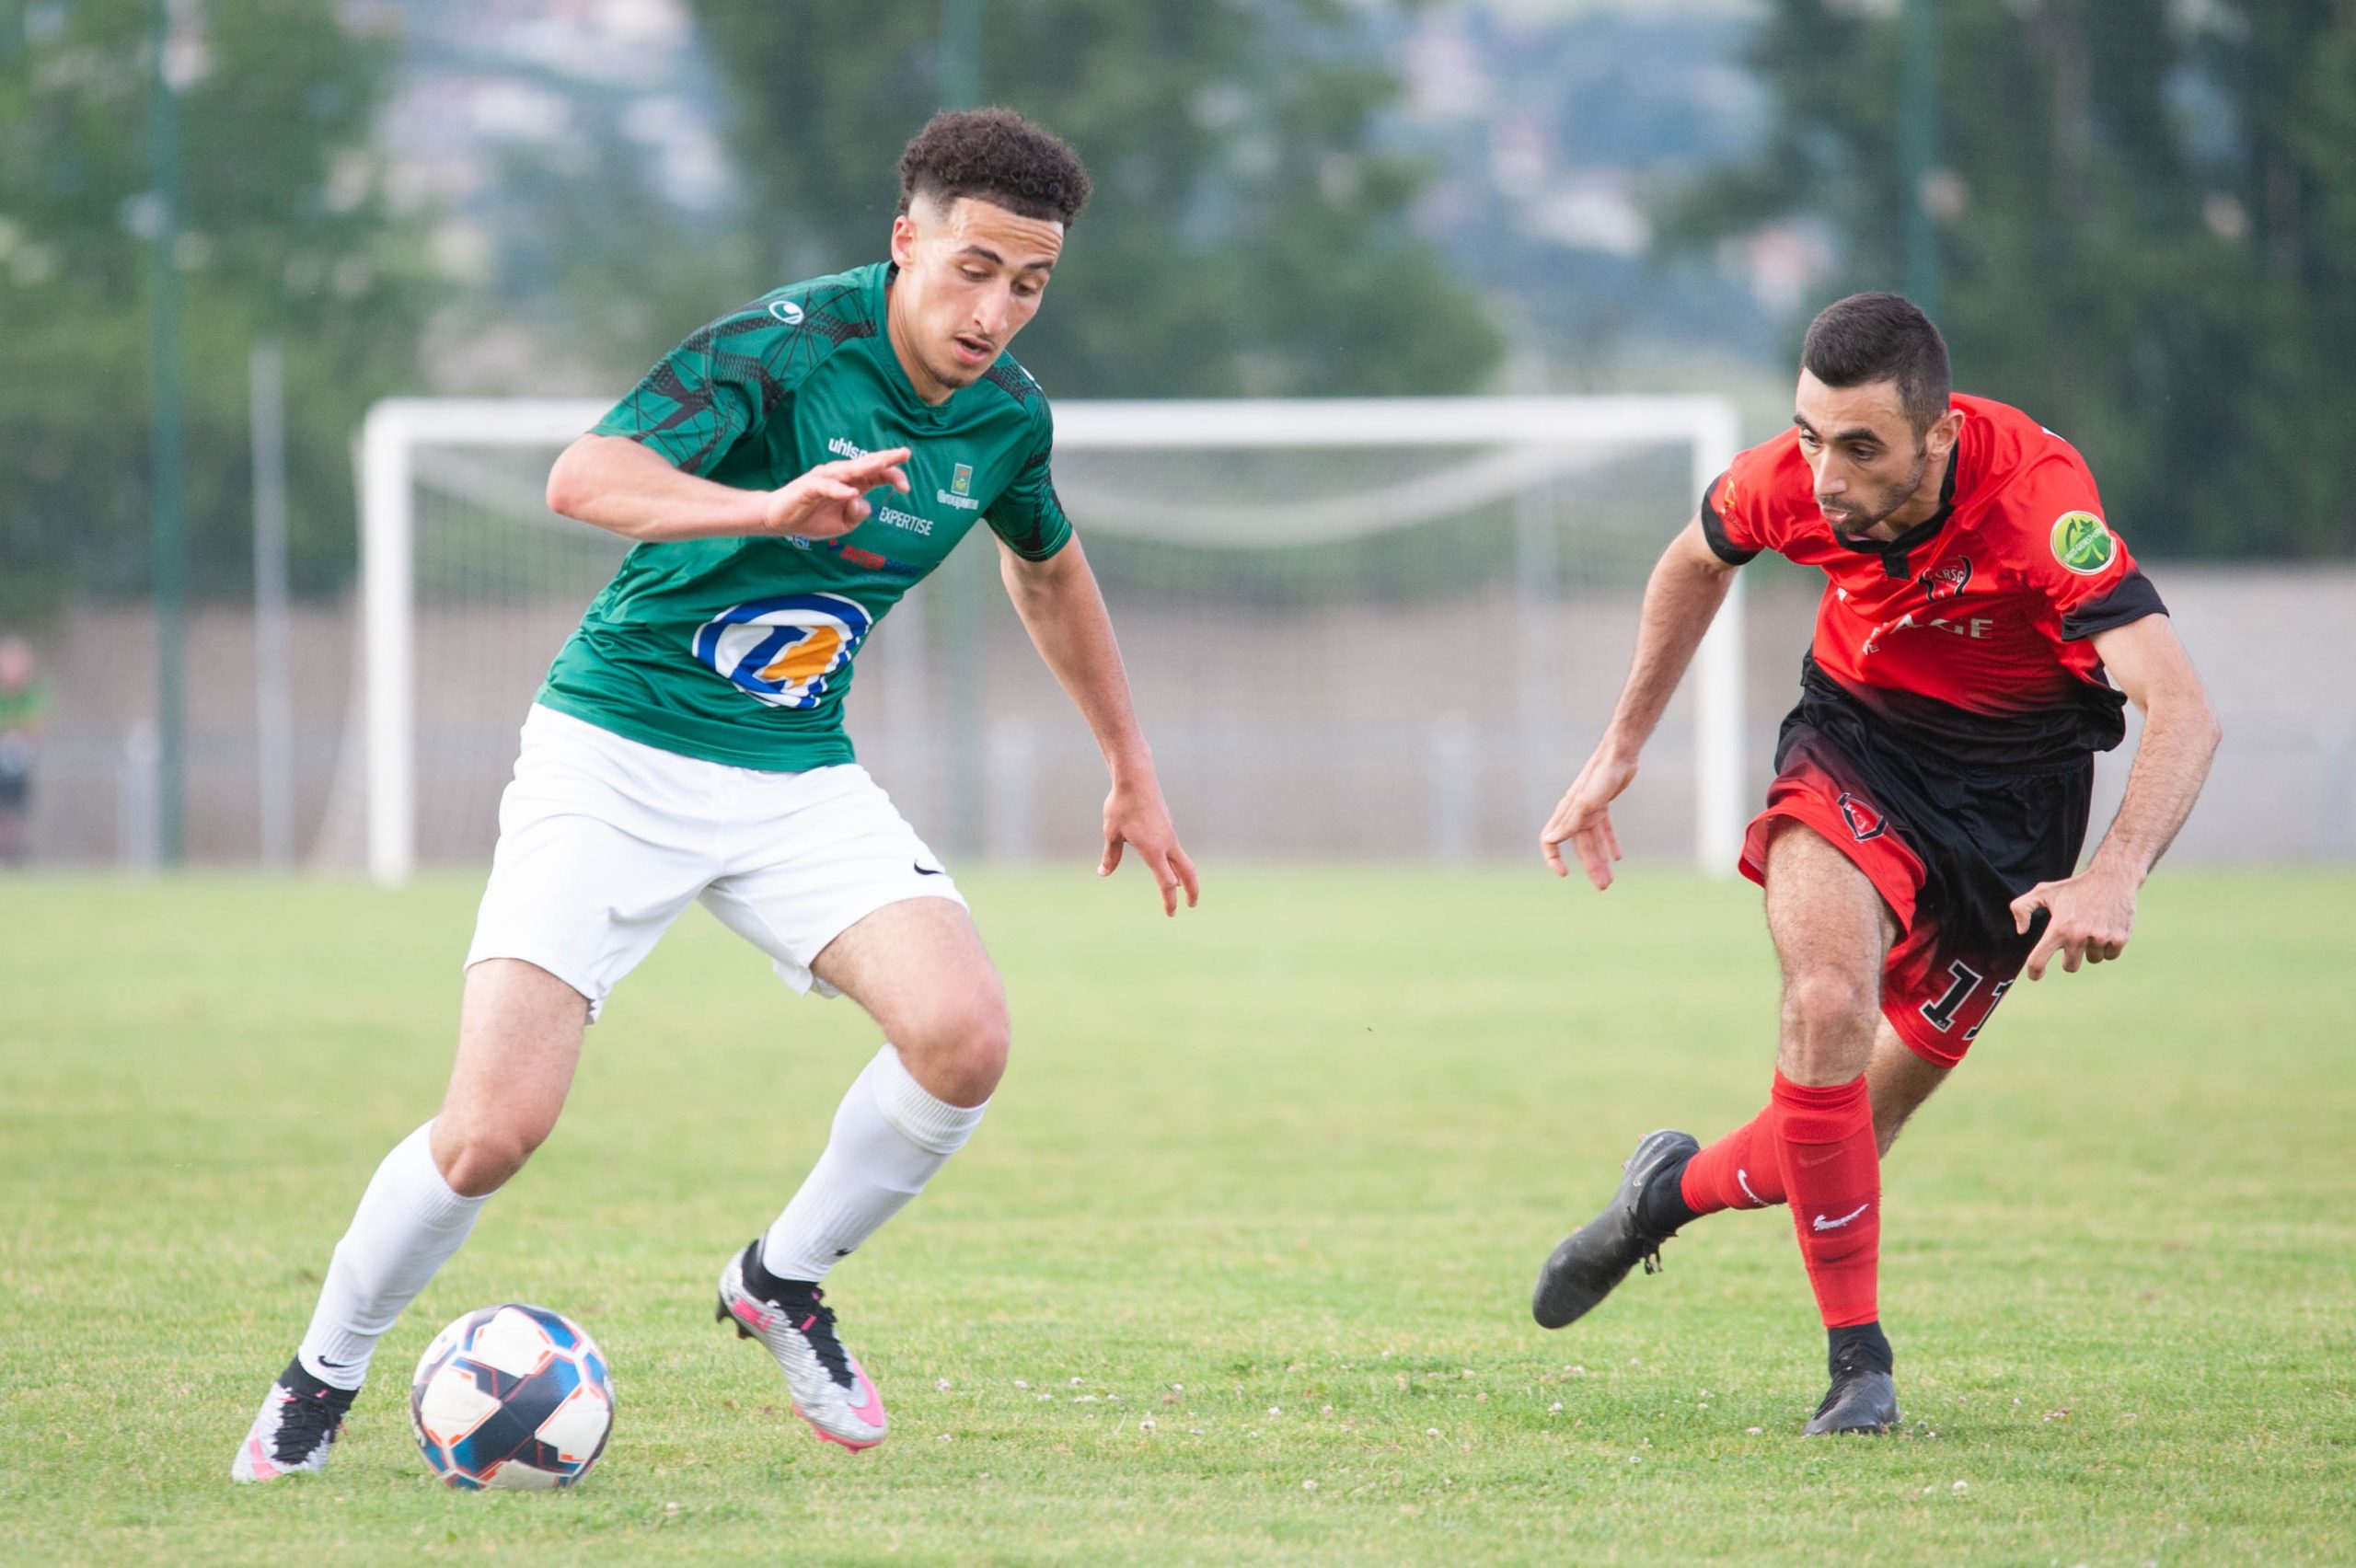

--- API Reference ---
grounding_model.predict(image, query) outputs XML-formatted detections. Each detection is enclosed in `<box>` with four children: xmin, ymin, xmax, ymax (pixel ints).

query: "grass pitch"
<box><xmin>2</xmin><ymin>866</ymin><xmax>2350</xmax><ymax>1565</ymax></box>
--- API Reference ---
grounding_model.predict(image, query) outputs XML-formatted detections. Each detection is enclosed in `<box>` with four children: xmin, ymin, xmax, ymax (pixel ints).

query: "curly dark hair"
<box><xmin>896</xmin><ymin>109</ymin><xmax>1092</xmax><ymax>227</ymax></box>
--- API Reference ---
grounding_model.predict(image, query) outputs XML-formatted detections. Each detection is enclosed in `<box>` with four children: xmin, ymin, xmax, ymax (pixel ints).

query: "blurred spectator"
<box><xmin>0</xmin><ymin>634</ymin><xmax>45</xmax><ymax>867</ymax></box>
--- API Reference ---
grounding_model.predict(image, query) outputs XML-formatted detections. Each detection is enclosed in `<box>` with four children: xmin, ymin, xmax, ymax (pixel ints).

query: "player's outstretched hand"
<box><xmin>1540</xmin><ymin>746</ymin><xmax>1639</xmax><ymax>889</ymax></box>
<box><xmin>763</xmin><ymin>448</ymin><xmax>912</xmax><ymax>540</ymax></box>
<box><xmin>1099</xmin><ymin>776</ymin><xmax>1198</xmax><ymax>917</ymax></box>
<box><xmin>2012</xmin><ymin>868</ymin><xmax>2138</xmax><ymax>980</ymax></box>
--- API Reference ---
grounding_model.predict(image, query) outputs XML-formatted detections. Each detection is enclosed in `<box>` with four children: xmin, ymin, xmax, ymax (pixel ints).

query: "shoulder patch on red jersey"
<box><xmin>2050</xmin><ymin>511</ymin><xmax>2116</xmax><ymax>575</ymax></box>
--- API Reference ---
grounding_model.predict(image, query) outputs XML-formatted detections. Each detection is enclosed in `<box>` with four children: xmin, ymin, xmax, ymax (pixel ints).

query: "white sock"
<box><xmin>760</xmin><ymin>1044</ymin><xmax>987</xmax><ymax>1284</ymax></box>
<box><xmin>295</xmin><ymin>1122</ymin><xmax>487</xmax><ymax>1389</ymax></box>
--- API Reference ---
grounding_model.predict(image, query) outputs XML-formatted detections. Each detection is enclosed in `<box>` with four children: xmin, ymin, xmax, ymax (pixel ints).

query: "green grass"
<box><xmin>2</xmin><ymin>867</ymin><xmax>2351</xmax><ymax>1565</ymax></box>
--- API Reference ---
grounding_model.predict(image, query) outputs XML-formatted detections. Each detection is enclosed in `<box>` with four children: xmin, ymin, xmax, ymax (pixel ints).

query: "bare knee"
<box><xmin>1783</xmin><ymin>966</ymin><xmax>1877</xmax><ymax>1038</ymax></box>
<box><xmin>431</xmin><ymin>1112</ymin><xmax>552</xmax><ymax>1197</ymax></box>
<box><xmin>435</xmin><ymin>959</ymin><xmax>585</xmax><ymax>1195</ymax></box>
<box><xmin>1778</xmin><ymin>967</ymin><xmax>1878</xmax><ymax>1084</ymax></box>
<box><xmin>894</xmin><ymin>985</ymin><xmax>1011</xmax><ymax>1109</ymax></box>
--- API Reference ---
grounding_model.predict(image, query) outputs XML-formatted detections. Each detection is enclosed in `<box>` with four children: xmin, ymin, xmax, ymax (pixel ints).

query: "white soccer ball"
<box><xmin>410</xmin><ymin>1303</ymin><xmax>615</xmax><ymax>1490</ymax></box>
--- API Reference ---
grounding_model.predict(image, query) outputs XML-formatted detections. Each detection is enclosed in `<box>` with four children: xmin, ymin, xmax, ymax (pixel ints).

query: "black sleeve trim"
<box><xmin>1699</xmin><ymin>472</ymin><xmax>1759</xmax><ymax>565</ymax></box>
<box><xmin>2062</xmin><ymin>568</ymin><xmax>2166</xmax><ymax>640</ymax></box>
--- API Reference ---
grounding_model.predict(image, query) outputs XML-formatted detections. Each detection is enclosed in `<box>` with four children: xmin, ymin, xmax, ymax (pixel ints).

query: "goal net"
<box><xmin>329</xmin><ymin>396</ymin><xmax>1744</xmax><ymax>884</ymax></box>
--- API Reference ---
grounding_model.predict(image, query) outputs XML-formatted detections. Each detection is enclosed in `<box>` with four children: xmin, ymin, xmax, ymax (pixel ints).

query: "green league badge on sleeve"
<box><xmin>2050</xmin><ymin>511</ymin><xmax>2117</xmax><ymax>575</ymax></box>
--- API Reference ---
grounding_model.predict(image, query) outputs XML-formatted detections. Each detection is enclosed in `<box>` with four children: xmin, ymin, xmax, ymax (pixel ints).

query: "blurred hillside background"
<box><xmin>3</xmin><ymin>0</ymin><xmax>2350</xmax><ymax>868</ymax></box>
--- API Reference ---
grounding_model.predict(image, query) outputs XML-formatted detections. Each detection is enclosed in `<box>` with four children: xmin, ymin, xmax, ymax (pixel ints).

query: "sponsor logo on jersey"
<box><xmin>1918</xmin><ymin>555</ymin><xmax>1972</xmax><ymax>601</ymax></box>
<box><xmin>872</xmin><ymin>503</ymin><xmax>934</xmax><ymax>536</ymax></box>
<box><xmin>827</xmin><ymin>435</ymin><xmax>869</xmax><ymax>461</ymax></box>
<box><xmin>819</xmin><ymin>537</ymin><xmax>919</xmax><ymax>576</ymax></box>
<box><xmin>2050</xmin><ymin>510</ymin><xmax>2116</xmax><ymax>575</ymax></box>
<box><xmin>692</xmin><ymin>593</ymin><xmax>872</xmax><ymax>709</ymax></box>
<box><xmin>1859</xmin><ymin>607</ymin><xmax>1994</xmax><ymax>655</ymax></box>
<box><xmin>1836</xmin><ymin>790</ymin><xmax>1886</xmax><ymax>842</ymax></box>
<box><xmin>936</xmin><ymin>459</ymin><xmax>981</xmax><ymax>512</ymax></box>
<box><xmin>769</xmin><ymin>299</ymin><xmax>805</xmax><ymax>325</ymax></box>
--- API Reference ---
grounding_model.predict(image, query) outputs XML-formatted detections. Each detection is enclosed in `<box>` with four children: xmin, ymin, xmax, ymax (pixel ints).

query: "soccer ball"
<box><xmin>410</xmin><ymin>1303</ymin><xmax>615</xmax><ymax>1490</ymax></box>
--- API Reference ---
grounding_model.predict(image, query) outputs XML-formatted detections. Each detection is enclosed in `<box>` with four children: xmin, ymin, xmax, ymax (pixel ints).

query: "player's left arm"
<box><xmin>2012</xmin><ymin>614</ymin><xmax>2222</xmax><ymax>979</ymax></box>
<box><xmin>997</xmin><ymin>535</ymin><xmax>1199</xmax><ymax>917</ymax></box>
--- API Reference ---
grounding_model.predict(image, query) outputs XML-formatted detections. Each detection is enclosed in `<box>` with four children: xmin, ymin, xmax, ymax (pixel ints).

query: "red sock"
<box><xmin>1771</xmin><ymin>1070</ymin><xmax>1881</xmax><ymax>1329</ymax></box>
<box><xmin>1679</xmin><ymin>1107</ymin><xmax>1786</xmax><ymax>1215</ymax></box>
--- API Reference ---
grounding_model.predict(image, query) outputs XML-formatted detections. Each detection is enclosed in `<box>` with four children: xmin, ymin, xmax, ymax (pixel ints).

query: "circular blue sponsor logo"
<box><xmin>692</xmin><ymin>594</ymin><xmax>872</xmax><ymax>709</ymax></box>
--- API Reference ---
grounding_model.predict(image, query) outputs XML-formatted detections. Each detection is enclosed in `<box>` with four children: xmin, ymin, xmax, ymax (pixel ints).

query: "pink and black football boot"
<box><xmin>716</xmin><ymin>1240</ymin><xmax>887</xmax><ymax>1450</ymax></box>
<box><xmin>230</xmin><ymin>1358</ymin><xmax>357</xmax><ymax>1482</ymax></box>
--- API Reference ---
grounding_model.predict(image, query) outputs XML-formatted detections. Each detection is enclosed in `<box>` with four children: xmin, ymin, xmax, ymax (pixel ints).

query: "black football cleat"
<box><xmin>1804</xmin><ymin>1328</ymin><xmax>1900</xmax><ymax>1435</ymax></box>
<box><xmin>1532</xmin><ymin>1128</ymin><xmax>1701</xmax><ymax>1330</ymax></box>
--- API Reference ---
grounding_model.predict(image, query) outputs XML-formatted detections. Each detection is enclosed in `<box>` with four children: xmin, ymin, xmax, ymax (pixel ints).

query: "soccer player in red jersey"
<box><xmin>1529</xmin><ymin>294</ymin><xmax>2220</xmax><ymax>1435</ymax></box>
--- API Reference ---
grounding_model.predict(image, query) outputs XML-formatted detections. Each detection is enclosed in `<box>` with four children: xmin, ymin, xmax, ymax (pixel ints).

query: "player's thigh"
<box><xmin>1761</xmin><ymin>818</ymin><xmax>1901</xmax><ymax>1079</ymax></box>
<box><xmin>468</xmin><ymin>707</ymin><xmax>725</xmax><ymax>1019</ymax></box>
<box><xmin>699</xmin><ymin>763</ymin><xmax>999</xmax><ymax>1093</ymax></box>
<box><xmin>812</xmin><ymin>897</ymin><xmax>1008</xmax><ymax>1106</ymax></box>
<box><xmin>1762</xmin><ymin>817</ymin><xmax>1900</xmax><ymax>989</ymax></box>
<box><xmin>434</xmin><ymin>958</ymin><xmax>591</xmax><ymax>1192</ymax></box>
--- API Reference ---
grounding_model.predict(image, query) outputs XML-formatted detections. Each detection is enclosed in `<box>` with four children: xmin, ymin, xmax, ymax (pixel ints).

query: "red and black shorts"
<box><xmin>1737</xmin><ymin>689</ymin><xmax>2095</xmax><ymax>1069</ymax></box>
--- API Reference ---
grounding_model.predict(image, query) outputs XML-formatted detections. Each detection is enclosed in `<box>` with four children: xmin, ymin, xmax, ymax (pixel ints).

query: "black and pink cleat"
<box><xmin>715</xmin><ymin>1240</ymin><xmax>887</xmax><ymax>1450</ymax></box>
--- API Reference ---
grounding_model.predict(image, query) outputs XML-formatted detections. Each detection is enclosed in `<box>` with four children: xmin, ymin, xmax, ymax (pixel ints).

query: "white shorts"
<box><xmin>466</xmin><ymin>704</ymin><xmax>965</xmax><ymax>1020</ymax></box>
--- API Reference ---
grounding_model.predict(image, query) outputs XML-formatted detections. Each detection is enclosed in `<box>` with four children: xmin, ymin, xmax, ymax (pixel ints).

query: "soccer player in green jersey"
<box><xmin>235</xmin><ymin>110</ymin><xmax>1197</xmax><ymax>1480</ymax></box>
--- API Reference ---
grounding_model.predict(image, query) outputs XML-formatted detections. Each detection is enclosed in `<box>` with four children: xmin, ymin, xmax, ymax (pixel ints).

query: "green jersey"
<box><xmin>538</xmin><ymin>261</ymin><xmax>1071</xmax><ymax>770</ymax></box>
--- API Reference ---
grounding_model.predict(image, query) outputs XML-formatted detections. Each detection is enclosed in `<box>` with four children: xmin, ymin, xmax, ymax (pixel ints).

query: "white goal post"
<box><xmin>358</xmin><ymin>394</ymin><xmax>1745</xmax><ymax>885</ymax></box>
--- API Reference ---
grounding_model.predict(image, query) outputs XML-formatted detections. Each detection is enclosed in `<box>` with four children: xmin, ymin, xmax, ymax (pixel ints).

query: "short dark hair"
<box><xmin>1801</xmin><ymin>293</ymin><xmax>1951</xmax><ymax>434</ymax></box>
<box><xmin>897</xmin><ymin>109</ymin><xmax>1091</xmax><ymax>228</ymax></box>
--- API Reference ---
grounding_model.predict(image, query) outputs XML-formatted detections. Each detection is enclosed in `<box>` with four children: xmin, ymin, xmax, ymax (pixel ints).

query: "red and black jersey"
<box><xmin>1703</xmin><ymin>393</ymin><xmax>2165</xmax><ymax>768</ymax></box>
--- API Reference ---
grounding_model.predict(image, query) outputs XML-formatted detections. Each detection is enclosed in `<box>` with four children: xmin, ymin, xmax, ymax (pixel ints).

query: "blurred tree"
<box><xmin>683</xmin><ymin>0</ymin><xmax>1500</xmax><ymax>398</ymax></box>
<box><xmin>1659</xmin><ymin>0</ymin><xmax>2356</xmax><ymax>559</ymax></box>
<box><xmin>461</xmin><ymin>122</ymin><xmax>753</xmax><ymax>387</ymax></box>
<box><xmin>0</xmin><ymin>0</ymin><xmax>432</xmax><ymax>618</ymax></box>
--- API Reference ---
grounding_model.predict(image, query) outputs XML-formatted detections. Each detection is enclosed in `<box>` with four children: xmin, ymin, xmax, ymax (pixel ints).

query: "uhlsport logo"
<box><xmin>2050</xmin><ymin>511</ymin><xmax>2116</xmax><ymax>575</ymax></box>
<box><xmin>768</xmin><ymin>298</ymin><xmax>804</xmax><ymax>326</ymax></box>
<box><xmin>693</xmin><ymin>594</ymin><xmax>872</xmax><ymax>709</ymax></box>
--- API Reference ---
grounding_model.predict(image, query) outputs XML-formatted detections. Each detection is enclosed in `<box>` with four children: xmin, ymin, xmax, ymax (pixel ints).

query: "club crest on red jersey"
<box><xmin>1836</xmin><ymin>790</ymin><xmax>1887</xmax><ymax>842</ymax></box>
<box><xmin>1917</xmin><ymin>556</ymin><xmax>1971</xmax><ymax>601</ymax></box>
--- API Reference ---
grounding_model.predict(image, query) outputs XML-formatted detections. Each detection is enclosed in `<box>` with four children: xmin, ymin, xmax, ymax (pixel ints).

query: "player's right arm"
<box><xmin>548</xmin><ymin>294</ymin><xmax>909</xmax><ymax>544</ymax></box>
<box><xmin>545</xmin><ymin>434</ymin><xmax>911</xmax><ymax>544</ymax></box>
<box><xmin>1539</xmin><ymin>515</ymin><xmax>1740</xmax><ymax>888</ymax></box>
